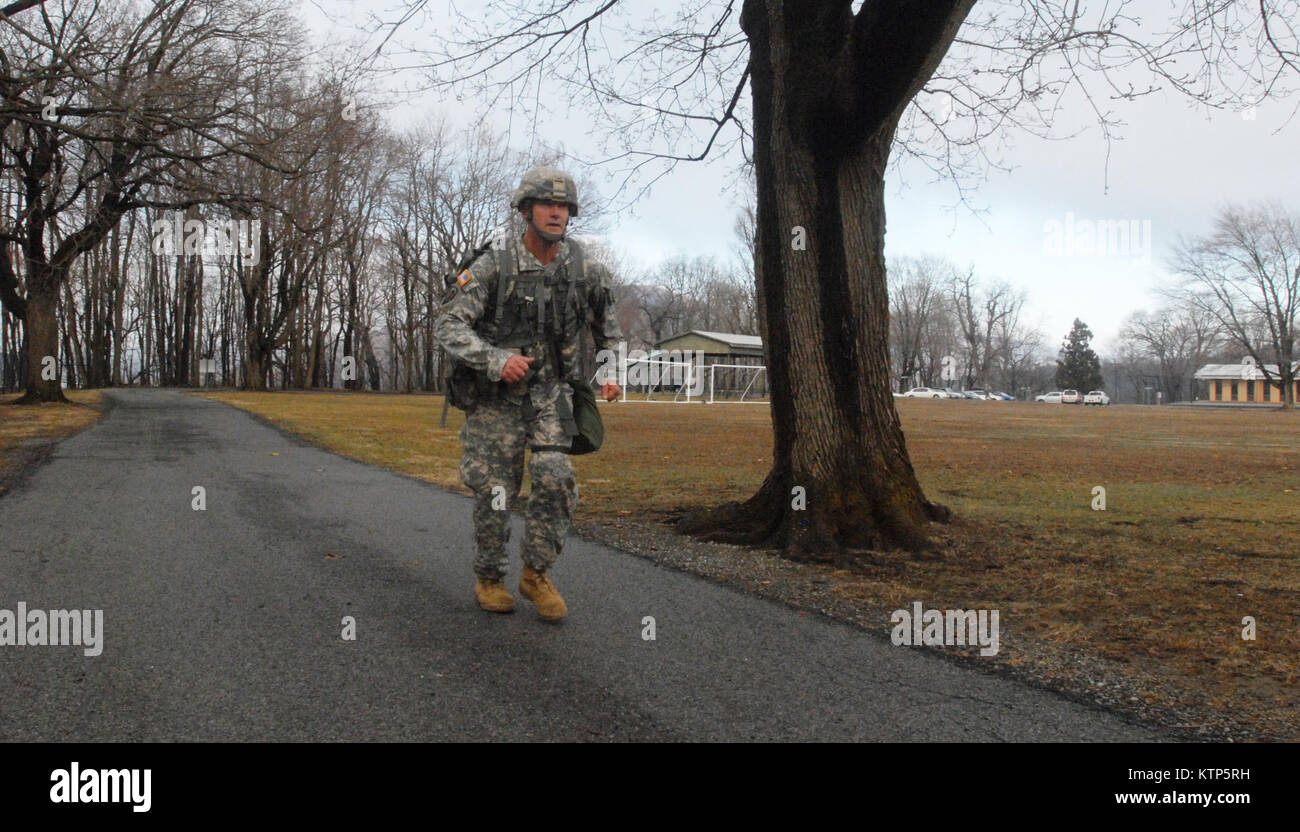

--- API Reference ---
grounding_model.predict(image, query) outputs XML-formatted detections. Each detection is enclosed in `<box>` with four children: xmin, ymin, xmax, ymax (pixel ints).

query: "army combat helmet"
<box><xmin>512</xmin><ymin>165</ymin><xmax>579</xmax><ymax>242</ymax></box>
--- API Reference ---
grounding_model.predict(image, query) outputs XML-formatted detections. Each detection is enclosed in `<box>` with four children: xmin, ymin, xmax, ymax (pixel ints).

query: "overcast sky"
<box><xmin>305</xmin><ymin>0</ymin><xmax>1300</xmax><ymax>358</ymax></box>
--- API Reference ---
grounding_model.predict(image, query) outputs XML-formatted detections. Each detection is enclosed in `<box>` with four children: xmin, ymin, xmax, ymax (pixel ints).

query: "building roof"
<box><xmin>655</xmin><ymin>330</ymin><xmax>764</xmax><ymax>350</ymax></box>
<box><xmin>1194</xmin><ymin>361</ymin><xmax>1300</xmax><ymax>380</ymax></box>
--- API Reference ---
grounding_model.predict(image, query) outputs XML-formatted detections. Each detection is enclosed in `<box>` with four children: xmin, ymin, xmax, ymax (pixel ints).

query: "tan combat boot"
<box><xmin>519</xmin><ymin>566</ymin><xmax>568</xmax><ymax>621</ymax></box>
<box><xmin>475</xmin><ymin>578</ymin><xmax>515</xmax><ymax>613</ymax></box>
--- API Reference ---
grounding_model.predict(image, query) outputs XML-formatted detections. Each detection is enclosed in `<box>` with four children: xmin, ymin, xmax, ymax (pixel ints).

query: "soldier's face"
<box><xmin>526</xmin><ymin>199</ymin><xmax>570</xmax><ymax>236</ymax></box>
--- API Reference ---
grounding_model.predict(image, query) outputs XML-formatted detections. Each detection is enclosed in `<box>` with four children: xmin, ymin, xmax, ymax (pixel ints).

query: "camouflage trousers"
<box><xmin>458</xmin><ymin>380</ymin><xmax>577</xmax><ymax>580</ymax></box>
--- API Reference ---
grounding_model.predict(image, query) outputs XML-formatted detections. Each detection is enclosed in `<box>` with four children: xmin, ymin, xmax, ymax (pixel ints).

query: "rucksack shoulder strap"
<box><xmin>565</xmin><ymin>239</ymin><xmax>588</xmax><ymax>318</ymax></box>
<box><xmin>567</xmin><ymin>239</ymin><xmax>586</xmax><ymax>283</ymax></box>
<box><xmin>491</xmin><ymin>240</ymin><xmax>516</xmax><ymax>333</ymax></box>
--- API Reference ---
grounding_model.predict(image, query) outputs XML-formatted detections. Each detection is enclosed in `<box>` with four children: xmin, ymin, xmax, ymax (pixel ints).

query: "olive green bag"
<box><xmin>566</xmin><ymin>379</ymin><xmax>604</xmax><ymax>455</ymax></box>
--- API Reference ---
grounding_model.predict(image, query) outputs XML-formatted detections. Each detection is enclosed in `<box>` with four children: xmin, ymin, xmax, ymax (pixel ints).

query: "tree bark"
<box><xmin>63</xmin><ymin>277</ymin><xmax>86</xmax><ymax>387</ymax></box>
<box><xmin>678</xmin><ymin>0</ymin><xmax>971</xmax><ymax>558</ymax></box>
<box><xmin>17</xmin><ymin>279</ymin><xmax>67</xmax><ymax>403</ymax></box>
<box><xmin>110</xmin><ymin>220</ymin><xmax>127</xmax><ymax>387</ymax></box>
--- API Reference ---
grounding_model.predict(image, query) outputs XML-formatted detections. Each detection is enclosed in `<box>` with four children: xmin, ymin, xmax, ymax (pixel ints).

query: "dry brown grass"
<box><xmin>0</xmin><ymin>391</ymin><xmax>105</xmax><ymax>491</ymax></box>
<box><xmin>194</xmin><ymin>389</ymin><xmax>1300</xmax><ymax>735</ymax></box>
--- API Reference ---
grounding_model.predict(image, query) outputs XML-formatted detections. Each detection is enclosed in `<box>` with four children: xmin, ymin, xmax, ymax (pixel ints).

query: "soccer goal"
<box><xmin>707</xmin><ymin>363</ymin><xmax>768</xmax><ymax>404</ymax></box>
<box><xmin>587</xmin><ymin>351</ymin><xmax>768</xmax><ymax>404</ymax></box>
<box><xmin>589</xmin><ymin>353</ymin><xmax>704</xmax><ymax>403</ymax></box>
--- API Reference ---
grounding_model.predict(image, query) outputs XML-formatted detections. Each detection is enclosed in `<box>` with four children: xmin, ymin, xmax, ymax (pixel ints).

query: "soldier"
<box><xmin>433</xmin><ymin>165</ymin><xmax>623</xmax><ymax>621</ymax></box>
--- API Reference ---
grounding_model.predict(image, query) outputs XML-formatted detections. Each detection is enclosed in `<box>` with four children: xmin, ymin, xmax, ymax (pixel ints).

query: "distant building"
<box><xmin>1193</xmin><ymin>361</ymin><xmax>1300</xmax><ymax>403</ymax></box>
<box><xmin>655</xmin><ymin>330</ymin><xmax>763</xmax><ymax>359</ymax></box>
<box><xmin>653</xmin><ymin>330</ymin><xmax>766</xmax><ymax>398</ymax></box>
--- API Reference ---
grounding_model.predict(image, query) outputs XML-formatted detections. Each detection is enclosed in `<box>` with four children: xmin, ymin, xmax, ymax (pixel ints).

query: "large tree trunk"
<box><xmin>18</xmin><ymin>278</ymin><xmax>68</xmax><ymax>403</ymax></box>
<box><xmin>244</xmin><ymin>339</ymin><xmax>269</xmax><ymax>391</ymax></box>
<box><xmin>239</xmin><ymin>224</ymin><xmax>274</xmax><ymax>392</ymax></box>
<box><xmin>678</xmin><ymin>0</ymin><xmax>971</xmax><ymax>559</ymax></box>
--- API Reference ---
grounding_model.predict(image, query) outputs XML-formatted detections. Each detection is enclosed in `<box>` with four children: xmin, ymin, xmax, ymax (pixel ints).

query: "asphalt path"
<box><xmin>0</xmin><ymin>389</ymin><xmax>1165</xmax><ymax>741</ymax></box>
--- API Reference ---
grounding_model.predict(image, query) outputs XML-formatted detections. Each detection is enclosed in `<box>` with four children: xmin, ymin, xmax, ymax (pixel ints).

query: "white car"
<box><xmin>1084</xmin><ymin>390</ymin><xmax>1110</xmax><ymax>405</ymax></box>
<box><xmin>902</xmin><ymin>387</ymin><xmax>946</xmax><ymax>398</ymax></box>
<box><xmin>1061</xmin><ymin>389</ymin><xmax>1081</xmax><ymax>404</ymax></box>
<box><xmin>1035</xmin><ymin>391</ymin><xmax>1063</xmax><ymax>403</ymax></box>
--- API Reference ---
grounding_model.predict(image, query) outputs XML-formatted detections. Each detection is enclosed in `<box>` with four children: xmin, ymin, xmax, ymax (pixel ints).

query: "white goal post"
<box><xmin>706</xmin><ymin>363</ymin><xmax>768</xmax><ymax>404</ymax></box>
<box><xmin>587</xmin><ymin>346</ymin><xmax>768</xmax><ymax>404</ymax></box>
<box><xmin>619</xmin><ymin>355</ymin><xmax>702</xmax><ymax>403</ymax></box>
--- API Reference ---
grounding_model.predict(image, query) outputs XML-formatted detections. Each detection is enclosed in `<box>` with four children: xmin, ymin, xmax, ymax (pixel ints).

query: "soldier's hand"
<box><xmin>601</xmin><ymin>383</ymin><xmax>621</xmax><ymax>402</ymax></box>
<box><xmin>501</xmin><ymin>354</ymin><xmax>535</xmax><ymax>383</ymax></box>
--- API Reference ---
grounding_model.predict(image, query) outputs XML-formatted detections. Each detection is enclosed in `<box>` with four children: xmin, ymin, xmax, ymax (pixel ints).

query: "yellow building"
<box><xmin>1193</xmin><ymin>362</ymin><xmax>1300</xmax><ymax>403</ymax></box>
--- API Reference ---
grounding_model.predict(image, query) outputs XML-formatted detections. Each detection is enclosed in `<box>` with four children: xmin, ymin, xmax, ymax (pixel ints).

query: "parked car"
<box><xmin>961</xmin><ymin>390</ymin><xmax>986</xmax><ymax>400</ymax></box>
<box><xmin>942</xmin><ymin>388</ymin><xmax>964</xmax><ymax>399</ymax></box>
<box><xmin>990</xmin><ymin>391</ymin><xmax>1015</xmax><ymax>400</ymax></box>
<box><xmin>902</xmin><ymin>387</ymin><xmax>946</xmax><ymax>398</ymax></box>
<box><xmin>1035</xmin><ymin>391</ymin><xmax>1063</xmax><ymax>403</ymax></box>
<box><xmin>1061</xmin><ymin>389</ymin><xmax>1081</xmax><ymax>404</ymax></box>
<box><xmin>1084</xmin><ymin>390</ymin><xmax>1110</xmax><ymax>405</ymax></box>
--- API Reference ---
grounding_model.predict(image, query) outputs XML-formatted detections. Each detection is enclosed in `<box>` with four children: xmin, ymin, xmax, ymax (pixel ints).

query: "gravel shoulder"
<box><xmin>573</xmin><ymin>514</ymin><xmax>1285</xmax><ymax>743</ymax></box>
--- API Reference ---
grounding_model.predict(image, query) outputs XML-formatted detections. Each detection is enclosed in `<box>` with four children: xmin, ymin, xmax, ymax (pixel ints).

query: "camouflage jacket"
<box><xmin>433</xmin><ymin>235</ymin><xmax>623</xmax><ymax>396</ymax></box>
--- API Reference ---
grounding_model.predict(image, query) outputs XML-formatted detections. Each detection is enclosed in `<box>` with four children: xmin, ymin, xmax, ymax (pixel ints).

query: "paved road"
<box><xmin>0</xmin><ymin>389</ymin><xmax>1164</xmax><ymax>741</ymax></box>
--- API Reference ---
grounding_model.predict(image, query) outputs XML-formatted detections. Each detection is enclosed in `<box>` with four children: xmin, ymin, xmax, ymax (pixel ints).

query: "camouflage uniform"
<box><xmin>434</xmin><ymin>235</ymin><xmax>623</xmax><ymax>581</ymax></box>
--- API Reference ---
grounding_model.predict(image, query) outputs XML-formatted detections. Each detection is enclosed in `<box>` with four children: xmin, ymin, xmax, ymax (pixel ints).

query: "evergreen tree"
<box><xmin>1056</xmin><ymin>319</ymin><xmax>1104</xmax><ymax>391</ymax></box>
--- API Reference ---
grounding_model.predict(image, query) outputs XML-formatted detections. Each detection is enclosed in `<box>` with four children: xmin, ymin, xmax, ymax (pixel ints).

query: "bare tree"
<box><xmin>1118</xmin><ymin>304</ymin><xmax>1225</xmax><ymax>403</ymax></box>
<box><xmin>946</xmin><ymin>266</ymin><xmax>1024</xmax><ymax>390</ymax></box>
<box><xmin>635</xmin><ymin>257</ymin><xmax>697</xmax><ymax>345</ymax></box>
<box><xmin>1169</xmin><ymin>202</ymin><xmax>1299</xmax><ymax>408</ymax></box>
<box><xmin>705</xmin><ymin>264</ymin><xmax>759</xmax><ymax>335</ymax></box>
<box><xmin>0</xmin><ymin>0</ymin><xmax>319</xmax><ymax>402</ymax></box>
<box><xmin>377</xmin><ymin>120</ymin><xmax>531</xmax><ymax>395</ymax></box>
<box><xmin>990</xmin><ymin>300</ymin><xmax>1043</xmax><ymax>398</ymax></box>
<box><xmin>334</xmin><ymin>126</ymin><xmax>394</xmax><ymax>391</ymax></box>
<box><xmin>889</xmin><ymin>255</ymin><xmax>953</xmax><ymax>390</ymax></box>
<box><xmin>234</xmin><ymin>72</ymin><xmax>360</xmax><ymax>391</ymax></box>
<box><xmin>727</xmin><ymin>199</ymin><xmax>760</xmax><ymax>334</ymax></box>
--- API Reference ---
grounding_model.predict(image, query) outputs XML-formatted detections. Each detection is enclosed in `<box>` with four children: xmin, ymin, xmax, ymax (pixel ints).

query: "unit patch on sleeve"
<box><xmin>457</xmin><ymin>269</ymin><xmax>475</xmax><ymax>289</ymax></box>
